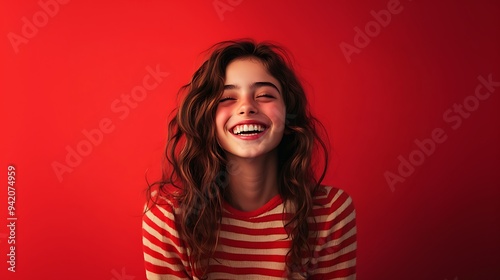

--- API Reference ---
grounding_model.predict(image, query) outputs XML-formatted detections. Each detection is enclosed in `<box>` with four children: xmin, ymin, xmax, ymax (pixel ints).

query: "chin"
<box><xmin>225</xmin><ymin>147</ymin><xmax>277</xmax><ymax>160</ymax></box>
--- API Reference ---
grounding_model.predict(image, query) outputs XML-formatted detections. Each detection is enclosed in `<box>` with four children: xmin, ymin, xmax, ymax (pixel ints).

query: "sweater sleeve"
<box><xmin>142</xmin><ymin>198</ymin><xmax>192</xmax><ymax>279</ymax></box>
<box><xmin>309</xmin><ymin>187</ymin><xmax>357</xmax><ymax>279</ymax></box>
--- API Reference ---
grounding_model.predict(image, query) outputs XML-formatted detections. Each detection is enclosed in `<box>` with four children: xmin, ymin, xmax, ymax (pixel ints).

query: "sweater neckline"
<box><xmin>222</xmin><ymin>193</ymin><xmax>283</xmax><ymax>219</ymax></box>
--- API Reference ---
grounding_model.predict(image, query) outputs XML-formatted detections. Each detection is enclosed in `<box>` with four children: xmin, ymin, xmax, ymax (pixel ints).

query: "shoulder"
<box><xmin>143</xmin><ymin>186</ymin><xmax>183</xmax><ymax>230</ymax></box>
<box><xmin>142</xmin><ymin>186</ymin><xmax>192</xmax><ymax>278</ymax></box>
<box><xmin>308</xmin><ymin>186</ymin><xmax>357</xmax><ymax>278</ymax></box>
<box><xmin>313</xmin><ymin>185</ymin><xmax>355</xmax><ymax>209</ymax></box>
<box><xmin>311</xmin><ymin>185</ymin><xmax>356</xmax><ymax>224</ymax></box>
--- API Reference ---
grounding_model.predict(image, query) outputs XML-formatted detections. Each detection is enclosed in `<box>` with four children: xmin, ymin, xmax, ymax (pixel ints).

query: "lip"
<box><xmin>229</xmin><ymin>120</ymin><xmax>268</xmax><ymax>140</ymax></box>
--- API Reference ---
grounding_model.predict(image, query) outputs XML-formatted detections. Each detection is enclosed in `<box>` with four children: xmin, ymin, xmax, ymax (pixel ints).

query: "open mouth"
<box><xmin>230</xmin><ymin>123</ymin><xmax>267</xmax><ymax>136</ymax></box>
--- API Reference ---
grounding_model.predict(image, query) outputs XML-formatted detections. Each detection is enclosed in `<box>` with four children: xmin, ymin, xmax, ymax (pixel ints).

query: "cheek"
<box><xmin>215</xmin><ymin>108</ymin><xmax>229</xmax><ymax>133</ymax></box>
<box><xmin>268</xmin><ymin>104</ymin><xmax>287</xmax><ymax>130</ymax></box>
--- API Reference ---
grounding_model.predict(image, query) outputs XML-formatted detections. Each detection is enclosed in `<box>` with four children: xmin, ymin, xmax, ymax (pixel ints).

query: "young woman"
<box><xmin>142</xmin><ymin>40</ymin><xmax>357</xmax><ymax>279</ymax></box>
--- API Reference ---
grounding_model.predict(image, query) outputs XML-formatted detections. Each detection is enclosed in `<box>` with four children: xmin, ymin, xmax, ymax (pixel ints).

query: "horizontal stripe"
<box><xmin>218</xmin><ymin>236</ymin><xmax>291</xmax><ymax>249</ymax></box>
<box><xmin>209</xmin><ymin>265</ymin><xmax>287</xmax><ymax>278</ymax></box>
<box><xmin>213</xmin><ymin>250</ymin><xmax>287</xmax><ymax>263</ymax></box>
<box><xmin>207</xmin><ymin>271</ymin><xmax>290</xmax><ymax>280</ymax></box>
<box><xmin>212</xmin><ymin>243</ymin><xmax>290</xmax><ymax>256</ymax></box>
<box><xmin>209</xmin><ymin>258</ymin><xmax>287</xmax><ymax>272</ymax></box>
<box><xmin>218</xmin><ymin>228</ymin><xmax>289</xmax><ymax>242</ymax></box>
<box><xmin>144</xmin><ymin>258</ymin><xmax>190</xmax><ymax>277</ymax></box>
<box><xmin>313</xmin><ymin>242</ymin><xmax>357</xmax><ymax>264</ymax></box>
<box><xmin>309</xmin><ymin>259</ymin><xmax>356</xmax><ymax>277</ymax></box>
<box><xmin>145</xmin><ymin>267</ymin><xmax>190</xmax><ymax>280</ymax></box>
<box><xmin>222</xmin><ymin>213</ymin><xmax>287</xmax><ymax>228</ymax></box>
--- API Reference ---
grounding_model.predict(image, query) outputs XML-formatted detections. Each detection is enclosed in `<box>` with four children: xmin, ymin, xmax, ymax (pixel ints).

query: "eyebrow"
<box><xmin>223</xmin><ymin>81</ymin><xmax>281</xmax><ymax>94</ymax></box>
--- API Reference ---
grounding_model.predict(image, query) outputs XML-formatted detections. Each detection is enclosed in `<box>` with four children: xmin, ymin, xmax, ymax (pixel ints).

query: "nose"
<box><xmin>238</xmin><ymin>97</ymin><xmax>258</xmax><ymax>115</ymax></box>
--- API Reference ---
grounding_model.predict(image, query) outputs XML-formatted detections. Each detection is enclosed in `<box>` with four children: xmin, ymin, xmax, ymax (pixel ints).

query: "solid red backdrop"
<box><xmin>1</xmin><ymin>0</ymin><xmax>499</xmax><ymax>279</ymax></box>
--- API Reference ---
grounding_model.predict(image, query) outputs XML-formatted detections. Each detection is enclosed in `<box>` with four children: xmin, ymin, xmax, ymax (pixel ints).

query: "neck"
<box><xmin>224</xmin><ymin>151</ymin><xmax>279</xmax><ymax>212</ymax></box>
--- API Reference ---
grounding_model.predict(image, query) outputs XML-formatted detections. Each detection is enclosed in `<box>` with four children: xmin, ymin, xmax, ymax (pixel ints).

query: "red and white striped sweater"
<box><xmin>142</xmin><ymin>186</ymin><xmax>357</xmax><ymax>279</ymax></box>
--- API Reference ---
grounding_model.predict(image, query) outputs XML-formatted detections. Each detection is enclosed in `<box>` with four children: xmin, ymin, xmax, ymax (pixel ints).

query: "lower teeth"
<box><xmin>238</xmin><ymin>132</ymin><xmax>258</xmax><ymax>136</ymax></box>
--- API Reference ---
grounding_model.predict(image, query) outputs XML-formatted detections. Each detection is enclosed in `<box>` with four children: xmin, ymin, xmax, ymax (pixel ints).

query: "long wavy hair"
<box><xmin>146</xmin><ymin>39</ymin><xmax>329</xmax><ymax>278</ymax></box>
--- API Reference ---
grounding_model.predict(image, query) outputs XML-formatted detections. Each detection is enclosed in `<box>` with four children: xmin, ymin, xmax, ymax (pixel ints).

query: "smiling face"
<box><xmin>215</xmin><ymin>58</ymin><xmax>286</xmax><ymax>160</ymax></box>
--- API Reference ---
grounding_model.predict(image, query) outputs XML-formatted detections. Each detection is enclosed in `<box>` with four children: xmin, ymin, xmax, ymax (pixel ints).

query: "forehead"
<box><xmin>224</xmin><ymin>58</ymin><xmax>281</xmax><ymax>91</ymax></box>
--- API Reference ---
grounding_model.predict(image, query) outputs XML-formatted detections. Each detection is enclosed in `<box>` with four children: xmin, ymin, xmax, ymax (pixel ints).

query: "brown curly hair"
<box><xmin>146</xmin><ymin>39</ymin><xmax>329</xmax><ymax>278</ymax></box>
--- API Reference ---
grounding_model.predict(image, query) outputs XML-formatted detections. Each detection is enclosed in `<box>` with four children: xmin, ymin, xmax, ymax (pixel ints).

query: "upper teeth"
<box><xmin>233</xmin><ymin>124</ymin><xmax>265</xmax><ymax>135</ymax></box>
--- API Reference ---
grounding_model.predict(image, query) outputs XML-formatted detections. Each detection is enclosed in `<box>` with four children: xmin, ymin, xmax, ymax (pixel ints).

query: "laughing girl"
<box><xmin>142</xmin><ymin>40</ymin><xmax>357</xmax><ymax>279</ymax></box>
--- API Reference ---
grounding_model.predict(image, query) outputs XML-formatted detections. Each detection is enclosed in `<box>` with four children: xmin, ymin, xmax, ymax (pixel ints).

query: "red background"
<box><xmin>1</xmin><ymin>0</ymin><xmax>499</xmax><ymax>279</ymax></box>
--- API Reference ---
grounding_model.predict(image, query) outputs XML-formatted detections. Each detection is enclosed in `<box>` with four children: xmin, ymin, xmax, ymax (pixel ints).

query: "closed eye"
<box><xmin>257</xmin><ymin>94</ymin><xmax>275</xmax><ymax>99</ymax></box>
<box><xmin>219</xmin><ymin>96</ymin><xmax>235</xmax><ymax>103</ymax></box>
